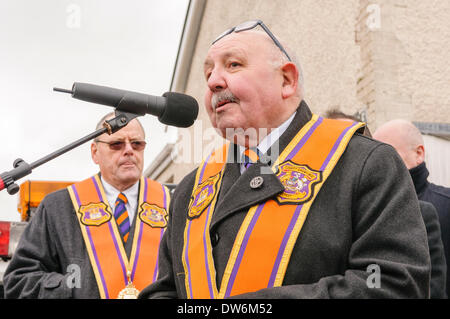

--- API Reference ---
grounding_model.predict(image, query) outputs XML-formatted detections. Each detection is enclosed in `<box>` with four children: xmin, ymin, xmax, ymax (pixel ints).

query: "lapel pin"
<box><xmin>250</xmin><ymin>176</ymin><xmax>264</xmax><ymax>189</ymax></box>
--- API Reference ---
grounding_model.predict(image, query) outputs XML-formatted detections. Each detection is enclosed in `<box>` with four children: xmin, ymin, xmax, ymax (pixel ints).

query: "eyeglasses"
<box><xmin>95</xmin><ymin>140</ymin><xmax>147</xmax><ymax>151</ymax></box>
<box><xmin>212</xmin><ymin>19</ymin><xmax>291</xmax><ymax>62</ymax></box>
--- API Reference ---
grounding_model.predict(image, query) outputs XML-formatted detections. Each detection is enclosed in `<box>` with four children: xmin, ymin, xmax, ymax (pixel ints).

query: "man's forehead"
<box><xmin>204</xmin><ymin>31</ymin><xmax>270</xmax><ymax>65</ymax></box>
<box><xmin>204</xmin><ymin>46</ymin><xmax>247</xmax><ymax>67</ymax></box>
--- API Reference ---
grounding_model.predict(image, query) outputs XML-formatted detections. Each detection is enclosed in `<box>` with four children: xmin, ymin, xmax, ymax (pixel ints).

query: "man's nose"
<box><xmin>207</xmin><ymin>68</ymin><xmax>227</xmax><ymax>92</ymax></box>
<box><xmin>122</xmin><ymin>141</ymin><xmax>135</xmax><ymax>154</ymax></box>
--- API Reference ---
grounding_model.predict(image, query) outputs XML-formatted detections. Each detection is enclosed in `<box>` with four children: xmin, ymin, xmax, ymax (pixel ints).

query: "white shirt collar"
<box><xmin>238</xmin><ymin>111</ymin><xmax>296</xmax><ymax>165</ymax></box>
<box><xmin>100</xmin><ymin>176</ymin><xmax>140</xmax><ymax>224</ymax></box>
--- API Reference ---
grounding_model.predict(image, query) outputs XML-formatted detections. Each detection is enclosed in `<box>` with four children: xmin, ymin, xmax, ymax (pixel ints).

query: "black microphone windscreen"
<box><xmin>160</xmin><ymin>92</ymin><xmax>199</xmax><ymax>128</ymax></box>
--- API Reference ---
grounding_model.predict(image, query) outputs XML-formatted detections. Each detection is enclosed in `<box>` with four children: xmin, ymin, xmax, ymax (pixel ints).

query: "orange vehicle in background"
<box><xmin>16</xmin><ymin>180</ymin><xmax>75</xmax><ymax>222</ymax></box>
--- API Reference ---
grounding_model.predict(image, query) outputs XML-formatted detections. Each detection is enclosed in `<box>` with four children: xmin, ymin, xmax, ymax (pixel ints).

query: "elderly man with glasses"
<box><xmin>4</xmin><ymin>112</ymin><xmax>171</xmax><ymax>299</ymax></box>
<box><xmin>140</xmin><ymin>20</ymin><xmax>430</xmax><ymax>299</ymax></box>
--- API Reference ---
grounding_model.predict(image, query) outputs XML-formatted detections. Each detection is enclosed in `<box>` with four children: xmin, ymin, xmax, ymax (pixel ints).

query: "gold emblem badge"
<box><xmin>139</xmin><ymin>203</ymin><xmax>168</xmax><ymax>228</ymax></box>
<box><xmin>188</xmin><ymin>173</ymin><xmax>221</xmax><ymax>218</ymax></box>
<box><xmin>275</xmin><ymin>161</ymin><xmax>322</xmax><ymax>205</ymax></box>
<box><xmin>78</xmin><ymin>202</ymin><xmax>112</xmax><ymax>226</ymax></box>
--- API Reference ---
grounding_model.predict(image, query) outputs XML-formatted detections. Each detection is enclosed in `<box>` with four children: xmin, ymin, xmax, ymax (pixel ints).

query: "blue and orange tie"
<box><xmin>115</xmin><ymin>193</ymin><xmax>130</xmax><ymax>243</ymax></box>
<box><xmin>242</xmin><ymin>148</ymin><xmax>261</xmax><ymax>170</ymax></box>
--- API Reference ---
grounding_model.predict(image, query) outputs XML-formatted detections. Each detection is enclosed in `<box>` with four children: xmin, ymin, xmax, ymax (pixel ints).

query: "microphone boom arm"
<box><xmin>0</xmin><ymin>111</ymin><xmax>139</xmax><ymax>195</ymax></box>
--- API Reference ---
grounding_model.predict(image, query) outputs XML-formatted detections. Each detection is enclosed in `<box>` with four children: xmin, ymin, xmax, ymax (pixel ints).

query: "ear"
<box><xmin>416</xmin><ymin>144</ymin><xmax>425</xmax><ymax>165</ymax></box>
<box><xmin>91</xmin><ymin>142</ymin><xmax>100</xmax><ymax>164</ymax></box>
<box><xmin>280</xmin><ymin>62</ymin><xmax>299</xmax><ymax>99</ymax></box>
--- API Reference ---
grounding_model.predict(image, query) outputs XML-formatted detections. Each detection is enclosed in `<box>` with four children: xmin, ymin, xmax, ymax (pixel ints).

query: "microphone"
<box><xmin>54</xmin><ymin>82</ymin><xmax>199</xmax><ymax>128</ymax></box>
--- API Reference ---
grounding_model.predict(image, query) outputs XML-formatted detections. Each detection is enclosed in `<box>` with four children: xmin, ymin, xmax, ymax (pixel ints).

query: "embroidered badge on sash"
<box><xmin>188</xmin><ymin>173</ymin><xmax>221</xmax><ymax>219</ymax></box>
<box><xmin>139</xmin><ymin>203</ymin><xmax>168</xmax><ymax>228</ymax></box>
<box><xmin>275</xmin><ymin>161</ymin><xmax>322</xmax><ymax>205</ymax></box>
<box><xmin>78</xmin><ymin>202</ymin><xmax>112</xmax><ymax>226</ymax></box>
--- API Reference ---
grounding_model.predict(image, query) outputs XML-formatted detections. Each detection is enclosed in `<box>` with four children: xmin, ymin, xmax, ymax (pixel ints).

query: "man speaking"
<box><xmin>140</xmin><ymin>20</ymin><xmax>430</xmax><ymax>298</ymax></box>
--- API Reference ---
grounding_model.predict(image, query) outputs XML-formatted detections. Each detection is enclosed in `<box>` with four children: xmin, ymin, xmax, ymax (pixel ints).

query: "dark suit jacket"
<box><xmin>140</xmin><ymin>101</ymin><xmax>430</xmax><ymax>299</ymax></box>
<box><xmin>411</xmin><ymin>162</ymin><xmax>450</xmax><ymax>297</ymax></box>
<box><xmin>419</xmin><ymin>200</ymin><xmax>447</xmax><ymax>298</ymax></box>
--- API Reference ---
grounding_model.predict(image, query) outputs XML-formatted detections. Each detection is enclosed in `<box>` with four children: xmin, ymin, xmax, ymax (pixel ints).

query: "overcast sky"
<box><xmin>0</xmin><ymin>0</ymin><xmax>189</xmax><ymax>221</ymax></box>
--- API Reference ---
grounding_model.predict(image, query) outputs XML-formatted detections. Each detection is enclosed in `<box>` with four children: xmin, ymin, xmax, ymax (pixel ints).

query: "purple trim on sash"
<box><xmin>286</xmin><ymin>117</ymin><xmax>323</xmax><ymax>161</ymax></box>
<box><xmin>203</xmin><ymin>204</ymin><xmax>215</xmax><ymax>298</ymax></box>
<box><xmin>92</xmin><ymin>177</ymin><xmax>128</xmax><ymax>286</ymax></box>
<box><xmin>162</xmin><ymin>179</ymin><xmax>166</xmax><ymax>206</ymax></box>
<box><xmin>225</xmin><ymin>203</ymin><xmax>266</xmax><ymax>298</ymax></box>
<box><xmin>131</xmin><ymin>221</ymin><xmax>144</xmax><ymax>282</ymax></box>
<box><xmin>198</xmin><ymin>153</ymin><xmax>211</xmax><ymax>185</ymax></box>
<box><xmin>153</xmin><ymin>228</ymin><xmax>164</xmax><ymax>282</ymax></box>
<box><xmin>185</xmin><ymin>220</ymin><xmax>194</xmax><ymax>298</ymax></box>
<box><xmin>131</xmin><ymin>178</ymin><xmax>147</xmax><ymax>281</ymax></box>
<box><xmin>320</xmin><ymin>121</ymin><xmax>358</xmax><ymax>171</ymax></box>
<box><xmin>86</xmin><ymin>226</ymin><xmax>109</xmax><ymax>298</ymax></box>
<box><xmin>185</xmin><ymin>154</ymin><xmax>211</xmax><ymax>298</ymax></box>
<box><xmin>152</xmin><ymin>182</ymin><xmax>168</xmax><ymax>281</ymax></box>
<box><xmin>268</xmin><ymin>205</ymin><xmax>303</xmax><ymax>287</ymax></box>
<box><xmin>107</xmin><ymin>222</ymin><xmax>128</xmax><ymax>285</ymax></box>
<box><xmin>71</xmin><ymin>183</ymin><xmax>109</xmax><ymax>299</ymax></box>
<box><xmin>71</xmin><ymin>184</ymin><xmax>82</xmax><ymax>208</ymax></box>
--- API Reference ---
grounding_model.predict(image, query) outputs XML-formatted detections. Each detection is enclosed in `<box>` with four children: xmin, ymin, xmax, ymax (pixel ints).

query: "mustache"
<box><xmin>211</xmin><ymin>90</ymin><xmax>239</xmax><ymax>110</ymax></box>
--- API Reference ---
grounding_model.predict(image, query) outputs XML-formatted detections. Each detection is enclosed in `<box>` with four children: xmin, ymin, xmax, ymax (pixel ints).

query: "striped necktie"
<box><xmin>115</xmin><ymin>193</ymin><xmax>130</xmax><ymax>243</ymax></box>
<box><xmin>242</xmin><ymin>147</ymin><xmax>261</xmax><ymax>170</ymax></box>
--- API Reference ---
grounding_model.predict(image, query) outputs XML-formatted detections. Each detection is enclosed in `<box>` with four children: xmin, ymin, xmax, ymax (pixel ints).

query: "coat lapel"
<box><xmin>210</xmin><ymin>100</ymin><xmax>314</xmax><ymax>229</ymax></box>
<box><xmin>211</xmin><ymin>162</ymin><xmax>284</xmax><ymax>230</ymax></box>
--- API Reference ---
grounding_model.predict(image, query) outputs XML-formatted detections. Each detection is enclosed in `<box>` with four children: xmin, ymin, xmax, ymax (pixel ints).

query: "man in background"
<box><xmin>374</xmin><ymin>119</ymin><xmax>449</xmax><ymax>298</ymax></box>
<box><xmin>324</xmin><ymin>108</ymin><xmax>372</xmax><ymax>137</ymax></box>
<box><xmin>4</xmin><ymin>113</ymin><xmax>170</xmax><ymax>298</ymax></box>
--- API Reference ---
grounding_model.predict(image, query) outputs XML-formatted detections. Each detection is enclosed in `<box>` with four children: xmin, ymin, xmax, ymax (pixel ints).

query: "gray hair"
<box><xmin>249</xmin><ymin>29</ymin><xmax>304</xmax><ymax>97</ymax></box>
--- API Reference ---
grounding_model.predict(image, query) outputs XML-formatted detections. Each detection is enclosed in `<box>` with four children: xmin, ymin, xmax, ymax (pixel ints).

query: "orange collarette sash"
<box><xmin>67</xmin><ymin>174</ymin><xmax>170</xmax><ymax>299</ymax></box>
<box><xmin>182</xmin><ymin>114</ymin><xmax>364</xmax><ymax>298</ymax></box>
